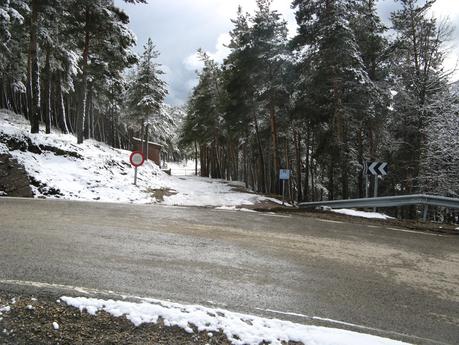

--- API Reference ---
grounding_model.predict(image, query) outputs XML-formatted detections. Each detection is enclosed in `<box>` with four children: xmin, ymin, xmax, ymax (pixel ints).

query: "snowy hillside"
<box><xmin>0</xmin><ymin>110</ymin><xmax>279</xmax><ymax>207</ymax></box>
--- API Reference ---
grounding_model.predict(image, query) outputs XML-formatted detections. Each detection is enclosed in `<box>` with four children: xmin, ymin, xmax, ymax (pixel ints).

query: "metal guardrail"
<box><xmin>298</xmin><ymin>194</ymin><xmax>459</xmax><ymax>221</ymax></box>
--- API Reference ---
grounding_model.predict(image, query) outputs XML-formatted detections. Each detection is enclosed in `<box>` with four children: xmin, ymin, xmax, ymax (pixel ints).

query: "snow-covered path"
<box><xmin>162</xmin><ymin>175</ymin><xmax>280</xmax><ymax>207</ymax></box>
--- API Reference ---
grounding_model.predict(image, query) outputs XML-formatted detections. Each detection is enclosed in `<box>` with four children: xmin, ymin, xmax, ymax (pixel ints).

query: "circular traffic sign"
<box><xmin>130</xmin><ymin>151</ymin><xmax>145</xmax><ymax>167</ymax></box>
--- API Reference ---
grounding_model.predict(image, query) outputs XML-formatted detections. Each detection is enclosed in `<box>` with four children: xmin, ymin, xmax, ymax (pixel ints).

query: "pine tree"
<box><xmin>349</xmin><ymin>0</ymin><xmax>390</xmax><ymax>197</ymax></box>
<box><xmin>125</xmin><ymin>37</ymin><xmax>168</xmax><ymax>147</ymax></box>
<box><xmin>292</xmin><ymin>0</ymin><xmax>379</xmax><ymax>200</ymax></box>
<box><xmin>221</xmin><ymin>7</ymin><xmax>265</xmax><ymax>189</ymax></box>
<box><xmin>69</xmin><ymin>0</ymin><xmax>140</xmax><ymax>144</ymax></box>
<box><xmin>181</xmin><ymin>51</ymin><xmax>223</xmax><ymax>177</ymax></box>
<box><xmin>419</xmin><ymin>86</ymin><xmax>459</xmax><ymax>196</ymax></box>
<box><xmin>389</xmin><ymin>0</ymin><xmax>451</xmax><ymax>194</ymax></box>
<box><xmin>251</xmin><ymin>0</ymin><xmax>290</xmax><ymax>193</ymax></box>
<box><xmin>0</xmin><ymin>0</ymin><xmax>28</xmax><ymax>112</ymax></box>
<box><xmin>1</xmin><ymin>0</ymin><xmax>145</xmax><ymax>149</ymax></box>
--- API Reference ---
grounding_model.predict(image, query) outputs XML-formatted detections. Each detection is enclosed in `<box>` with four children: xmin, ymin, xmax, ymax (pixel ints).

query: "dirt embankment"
<box><xmin>0</xmin><ymin>154</ymin><xmax>33</xmax><ymax>198</ymax></box>
<box><xmin>0</xmin><ymin>133</ymin><xmax>83</xmax><ymax>198</ymax></box>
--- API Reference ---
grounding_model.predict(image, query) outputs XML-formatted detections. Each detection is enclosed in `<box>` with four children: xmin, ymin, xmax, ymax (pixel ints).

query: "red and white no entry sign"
<box><xmin>130</xmin><ymin>151</ymin><xmax>145</xmax><ymax>186</ymax></box>
<box><xmin>130</xmin><ymin>151</ymin><xmax>145</xmax><ymax>167</ymax></box>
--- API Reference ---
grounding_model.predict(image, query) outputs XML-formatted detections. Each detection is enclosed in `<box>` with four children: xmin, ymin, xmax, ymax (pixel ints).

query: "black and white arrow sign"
<box><xmin>367</xmin><ymin>162</ymin><xmax>388</xmax><ymax>176</ymax></box>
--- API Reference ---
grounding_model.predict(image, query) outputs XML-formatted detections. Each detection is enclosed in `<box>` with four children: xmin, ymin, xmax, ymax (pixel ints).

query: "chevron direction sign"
<box><xmin>367</xmin><ymin>162</ymin><xmax>388</xmax><ymax>176</ymax></box>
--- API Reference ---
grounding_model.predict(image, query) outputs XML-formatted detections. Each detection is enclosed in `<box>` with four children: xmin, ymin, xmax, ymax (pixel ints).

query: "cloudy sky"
<box><xmin>116</xmin><ymin>0</ymin><xmax>459</xmax><ymax>106</ymax></box>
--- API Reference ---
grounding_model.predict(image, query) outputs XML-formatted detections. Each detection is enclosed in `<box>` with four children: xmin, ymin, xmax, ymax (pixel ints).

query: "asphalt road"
<box><xmin>0</xmin><ymin>198</ymin><xmax>458</xmax><ymax>344</ymax></box>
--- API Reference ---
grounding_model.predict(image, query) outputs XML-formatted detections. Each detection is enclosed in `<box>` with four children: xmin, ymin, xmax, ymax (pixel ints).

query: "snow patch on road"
<box><xmin>331</xmin><ymin>209</ymin><xmax>393</xmax><ymax>220</ymax></box>
<box><xmin>61</xmin><ymin>296</ymin><xmax>408</xmax><ymax>345</ymax></box>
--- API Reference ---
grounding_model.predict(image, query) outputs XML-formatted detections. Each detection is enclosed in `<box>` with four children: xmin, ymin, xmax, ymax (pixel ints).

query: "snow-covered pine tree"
<box><xmin>36</xmin><ymin>0</ymin><xmax>76</xmax><ymax>134</ymax></box>
<box><xmin>292</xmin><ymin>0</ymin><xmax>379</xmax><ymax>200</ymax></box>
<box><xmin>28</xmin><ymin>0</ymin><xmax>40</xmax><ymax>134</ymax></box>
<box><xmin>349</xmin><ymin>0</ymin><xmax>391</xmax><ymax>197</ymax></box>
<box><xmin>251</xmin><ymin>0</ymin><xmax>290</xmax><ymax>194</ymax></box>
<box><xmin>419</xmin><ymin>85</ymin><xmax>459</xmax><ymax>197</ymax></box>
<box><xmin>181</xmin><ymin>50</ymin><xmax>222</xmax><ymax>178</ymax></box>
<box><xmin>0</xmin><ymin>0</ymin><xmax>28</xmax><ymax>112</ymax></box>
<box><xmin>69</xmin><ymin>0</ymin><xmax>141</xmax><ymax>144</ymax></box>
<box><xmin>82</xmin><ymin>5</ymin><xmax>137</xmax><ymax>145</ymax></box>
<box><xmin>389</xmin><ymin>0</ymin><xmax>451</xmax><ymax>195</ymax></box>
<box><xmin>0</xmin><ymin>0</ymin><xmax>26</xmax><ymax>70</ymax></box>
<box><xmin>222</xmin><ymin>7</ymin><xmax>265</xmax><ymax>189</ymax></box>
<box><xmin>124</xmin><ymin>37</ymin><xmax>168</xmax><ymax>149</ymax></box>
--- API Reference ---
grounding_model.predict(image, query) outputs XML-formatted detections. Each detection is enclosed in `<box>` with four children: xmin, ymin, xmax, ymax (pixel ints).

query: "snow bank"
<box><xmin>61</xmin><ymin>296</ymin><xmax>408</xmax><ymax>345</ymax></box>
<box><xmin>0</xmin><ymin>111</ymin><xmax>280</xmax><ymax>207</ymax></box>
<box><xmin>331</xmin><ymin>209</ymin><xmax>393</xmax><ymax>220</ymax></box>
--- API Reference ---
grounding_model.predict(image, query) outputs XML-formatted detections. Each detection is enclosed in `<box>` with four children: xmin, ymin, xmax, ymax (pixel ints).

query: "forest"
<box><xmin>180</xmin><ymin>0</ymin><xmax>459</xmax><ymax>203</ymax></box>
<box><xmin>0</xmin><ymin>0</ymin><xmax>184</xmax><ymax>158</ymax></box>
<box><xmin>0</xmin><ymin>0</ymin><xmax>458</xmax><ymax>205</ymax></box>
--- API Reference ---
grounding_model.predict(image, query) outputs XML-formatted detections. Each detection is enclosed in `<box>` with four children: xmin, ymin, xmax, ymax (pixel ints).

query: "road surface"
<box><xmin>0</xmin><ymin>197</ymin><xmax>458</xmax><ymax>344</ymax></box>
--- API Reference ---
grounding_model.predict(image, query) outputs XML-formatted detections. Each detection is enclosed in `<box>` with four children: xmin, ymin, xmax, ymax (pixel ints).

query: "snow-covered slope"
<box><xmin>0</xmin><ymin>110</ymin><xmax>277</xmax><ymax>207</ymax></box>
<box><xmin>0</xmin><ymin>110</ymin><xmax>165</xmax><ymax>203</ymax></box>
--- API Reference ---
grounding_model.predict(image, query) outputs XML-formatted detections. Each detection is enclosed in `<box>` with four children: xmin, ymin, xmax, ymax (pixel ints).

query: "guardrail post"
<box><xmin>422</xmin><ymin>204</ymin><xmax>428</xmax><ymax>222</ymax></box>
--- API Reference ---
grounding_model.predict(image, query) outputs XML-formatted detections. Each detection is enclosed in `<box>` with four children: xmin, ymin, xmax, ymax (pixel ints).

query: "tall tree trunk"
<box><xmin>194</xmin><ymin>141</ymin><xmax>198</xmax><ymax>176</ymax></box>
<box><xmin>357</xmin><ymin>126</ymin><xmax>364</xmax><ymax>198</ymax></box>
<box><xmin>29</xmin><ymin>0</ymin><xmax>40</xmax><ymax>134</ymax></box>
<box><xmin>243</xmin><ymin>140</ymin><xmax>248</xmax><ymax>188</ymax></box>
<box><xmin>84</xmin><ymin>83</ymin><xmax>92</xmax><ymax>139</ymax></box>
<box><xmin>76</xmin><ymin>7</ymin><xmax>90</xmax><ymax>144</ymax></box>
<box><xmin>139</xmin><ymin>120</ymin><xmax>145</xmax><ymax>153</ymax></box>
<box><xmin>145</xmin><ymin>123</ymin><xmax>150</xmax><ymax>161</ymax></box>
<box><xmin>294</xmin><ymin>128</ymin><xmax>302</xmax><ymax>202</ymax></box>
<box><xmin>56</xmin><ymin>72</ymin><xmax>69</xmax><ymax>133</ymax></box>
<box><xmin>252</xmin><ymin>112</ymin><xmax>266</xmax><ymax>193</ymax></box>
<box><xmin>310</xmin><ymin>132</ymin><xmax>315</xmax><ymax>201</ymax></box>
<box><xmin>0</xmin><ymin>80</ymin><xmax>5</xmax><ymax>109</ymax></box>
<box><xmin>44</xmin><ymin>47</ymin><xmax>51</xmax><ymax>134</ymax></box>
<box><xmin>328</xmin><ymin>162</ymin><xmax>335</xmax><ymax>200</ymax></box>
<box><xmin>269</xmin><ymin>102</ymin><xmax>280</xmax><ymax>194</ymax></box>
<box><xmin>304</xmin><ymin>126</ymin><xmax>310</xmax><ymax>201</ymax></box>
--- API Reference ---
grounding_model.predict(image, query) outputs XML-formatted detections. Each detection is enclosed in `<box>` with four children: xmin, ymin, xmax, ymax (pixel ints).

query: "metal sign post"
<box><xmin>279</xmin><ymin>169</ymin><xmax>290</xmax><ymax>206</ymax></box>
<box><xmin>130</xmin><ymin>151</ymin><xmax>145</xmax><ymax>186</ymax></box>
<box><xmin>363</xmin><ymin>161</ymin><xmax>369</xmax><ymax>198</ymax></box>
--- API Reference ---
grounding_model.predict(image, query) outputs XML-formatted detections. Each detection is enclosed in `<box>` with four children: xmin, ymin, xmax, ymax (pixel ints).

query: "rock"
<box><xmin>0</xmin><ymin>154</ymin><xmax>33</xmax><ymax>198</ymax></box>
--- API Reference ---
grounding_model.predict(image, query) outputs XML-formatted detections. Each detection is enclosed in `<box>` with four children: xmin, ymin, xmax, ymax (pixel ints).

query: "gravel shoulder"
<box><xmin>0</xmin><ymin>289</ymin><xmax>237</xmax><ymax>345</ymax></box>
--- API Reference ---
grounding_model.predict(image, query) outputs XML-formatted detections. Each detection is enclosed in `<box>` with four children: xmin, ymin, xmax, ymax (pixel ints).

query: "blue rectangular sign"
<box><xmin>279</xmin><ymin>169</ymin><xmax>290</xmax><ymax>180</ymax></box>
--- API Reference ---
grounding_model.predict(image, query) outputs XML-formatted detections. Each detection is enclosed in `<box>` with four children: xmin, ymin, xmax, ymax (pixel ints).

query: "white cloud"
<box><xmin>184</xmin><ymin>33</ymin><xmax>231</xmax><ymax>72</ymax></box>
<box><xmin>429</xmin><ymin>0</ymin><xmax>459</xmax><ymax>80</ymax></box>
<box><xmin>119</xmin><ymin>0</ymin><xmax>459</xmax><ymax>105</ymax></box>
<box><xmin>184</xmin><ymin>54</ymin><xmax>203</xmax><ymax>72</ymax></box>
